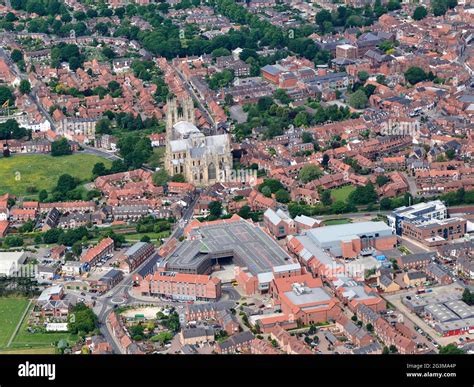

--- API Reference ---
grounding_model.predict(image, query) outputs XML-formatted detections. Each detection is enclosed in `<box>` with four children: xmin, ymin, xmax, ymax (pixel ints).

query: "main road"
<box><xmin>93</xmin><ymin>190</ymin><xmax>200</xmax><ymax>353</ymax></box>
<box><xmin>173</xmin><ymin>65</ymin><xmax>217</xmax><ymax>131</ymax></box>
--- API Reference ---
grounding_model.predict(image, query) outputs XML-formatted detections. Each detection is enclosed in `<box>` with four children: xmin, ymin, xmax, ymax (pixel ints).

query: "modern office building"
<box><xmin>387</xmin><ymin>200</ymin><xmax>447</xmax><ymax>236</ymax></box>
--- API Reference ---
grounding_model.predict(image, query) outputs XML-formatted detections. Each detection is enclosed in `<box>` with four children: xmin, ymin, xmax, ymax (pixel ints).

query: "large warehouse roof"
<box><xmin>166</xmin><ymin>219</ymin><xmax>296</xmax><ymax>275</ymax></box>
<box><xmin>308</xmin><ymin>221</ymin><xmax>393</xmax><ymax>244</ymax></box>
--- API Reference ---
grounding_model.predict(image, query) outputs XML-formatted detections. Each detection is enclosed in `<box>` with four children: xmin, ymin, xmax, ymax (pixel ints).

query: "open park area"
<box><xmin>0</xmin><ymin>153</ymin><xmax>112</xmax><ymax>197</ymax></box>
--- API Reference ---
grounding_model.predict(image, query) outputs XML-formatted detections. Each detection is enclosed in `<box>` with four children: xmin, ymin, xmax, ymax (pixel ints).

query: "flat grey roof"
<box><xmin>295</xmin><ymin>234</ymin><xmax>341</xmax><ymax>267</ymax></box>
<box><xmin>425</xmin><ymin>303</ymin><xmax>459</xmax><ymax>322</ymax></box>
<box><xmin>444</xmin><ymin>300</ymin><xmax>474</xmax><ymax>320</ymax></box>
<box><xmin>284</xmin><ymin>287</ymin><xmax>331</xmax><ymax>306</ymax></box>
<box><xmin>167</xmin><ymin>220</ymin><xmax>295</xmax><ymax>275</ymax></box>
<box><xmin>435</xmin><ymin>317</ymin><xmax>474</xmax><ymax>333</ymax></box>
<box><xmin>308</xmin><ymin>221</ymin><xmax>393</xmax><ymax>245</ymax></box>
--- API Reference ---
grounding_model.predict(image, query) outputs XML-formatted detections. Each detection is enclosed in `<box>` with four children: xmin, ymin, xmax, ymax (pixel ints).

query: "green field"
<box><xmin>0</xmin><ymin>153</ymin><xmax>112</xmax><ymax>197</ymax></box>
<box><xmin>323</xmin><ymin>218</ymin><xmax>352</xmax><ymax>226</ymax></box>
<box><xmin>0</xmin><ymin>347</ymin><xmax>57</xmax><ymax>354</ymax></box>
<box><xmin>9</xmin><ymin>304</ymin><xmax>78</xmax><ymax>350</ymax></box>
<box><xmin>330</xmin><ymin>185</ymin><xmax>356</xmax><ymax>202</ymax></box>
<box><xmin>0</xmin><ymin>298</ymin><xmax>30</xmax><ymax>349</ymax></box>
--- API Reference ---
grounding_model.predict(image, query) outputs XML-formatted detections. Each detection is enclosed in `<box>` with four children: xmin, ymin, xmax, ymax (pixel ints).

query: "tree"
<box><xmin>259</xmin><ymin>179</ymin><xmax>284</xmax><ymax>194</ymax></box>
<box><xmin>376</xmin><ymin>175</ymin><xmax>390</xmax><ymax>186</ymax></box>
<box><xmin>151</xmin><ymin>331</ymin><xmax>173</xmax><ymax>344</ymax></box>
<box><xmin>0</xmin><ymin>86</ymin><xmax>14</xmax><ymax>106</ymax></box>
<box><xmin>224</xmin><ymin>94</ymin><xmax>234</xmax><ymax>106</ymax></box>
<box><xmin>51</xmin><ymin>138</ymin><xmax>72</xmax><ymax>156</ymax></box>
<box><xmin>171</xmin><ymin>174</ymin><xmax>185</xmax><ymax>183</ymax></box>
<box><xmin>38</xmin><ymin>190</ymin><xmax>48</xmax><ymax>202</ymax></box>
<box><xmin>152</xmin><ymin>169</ymin><xmax>169</xmax><ymax>187</ymax></box>
<box><xmin>140</xmin><ymin>235</ymin><xmax>151</xmax><ymax>243</ymax></box>
<box><xmin>348</xmin><ymin>183</ymin><xmax>378</xmax><ymax>205</ymax></box>
<box><xmin>4</xmin><ymin>235</ymin><xmax>23</xmax><ymax>247</ymax></box>
<box><xmin>301</xmin><ymin>131</ymin><xmax>314</xmax><ymax>144</ymax></box>
<box><xmin>373</xmin><ymin>76</ymin><xmax>386</xmax><ymax>87</ymax></box>
<box><xmin>382</xmin><ymin>346</ymin><xmax>390</xmax><ymax>354</ymax></box>
<box><xmin>208</xmin><ymin>200</ymin><xmax>222</xmax><ymax>218</ymax></box>
<box><xmin>68</xmin><ymin>303</ymin><xmax>97</xmax><ymax>335</ymax></box>
<box><xmin>72</xmin><ymin>241</ymin><xmax>82</xmax><ymax>256</ymax></box>
<box><xmin>5</xmin><ymin>12</ymin><xmax>17</xmax><ymax>22</ymax></box>
<box><xmin>92</xmin><ymin>162</ymin><xmax>108</xmax><ymax>177</ymax></box>
<box><xmin>54</xmin><ymin>174</ymin><xmax>78</xmax><ymax>195</ymax></box>
<box><xmin>43</xmin><ymin>228</ymin><xmax>64</xmax><ymax>244</ymax></box>
<box><xmin>316</xmin><ymin>9</ymin><xmax>332</xmax><ymax>29</ymax></box>
<box><xmin>19</xmin><ymin>80</ymin><xmax>31</xmax><ymax>95</ymax></box>
<box><xmin>10</xmin><ymin>49</ymin><xmax>23</xmax><ymax>63</ymax></box>
<box><xmin>298</xmin><ymin>165</ymin><xmax>323</xmax><ymax>184</ymax></box>
<box><xmin>404</xmin><ymin>67</ymin><xmax>428</xmax><ymax>85</ymax></box>
<box><xmin>432</xmin><ymin>0</ymin><xmax>448</xmax><ymax>16</ymax></box>
<box><xmin>321</xmin><ymin>190</ymin><xmax>332</xmax><ymax>206</ymax></box>
<box><xmin>95</xmin><ymin>118</ymin><xmax>112</xmax><ymax>135</ymax></box>
<box><xmin>257</xmin><ymin>97</ymin><xmax>273</xmax><ymax>112</ymax></box>
<box><xmin>389</xmin><ymin>345</ymin><xmax>398</xmax><ymax>353</ymax></box>
<box><xmin>0</xmin><ymin>119</ymin><xmax>30</xmax><ymax>140</ymax></box>
<box><xmin>380</xmin><ymin>197</ymin><xmax>392</xmax><ymax>210</ymax></box>
<box><xmin>102</xmin><ymin>47</ymin><xmax>116</xmax><ymax>60</ymax></box>
<box><xmin>321</xmin><ymin>154</ymin><xmax>330</xmax><ymax>168</ymax></box>
<box><xmin>275</xmin><ymin>189</ymin><xmax>290</xmax><ymax>203</ymax></box>
<box><xmin>439</xmin><ymin>344</ymin><xmax>463</xmax><ymax>354</ymax></box>
<box><xmin>211</xmin><ymin>47</ymin><xmax>231</xmax><ymax>58</ymax></box>
<box><xmin>366</xmin><ymin>323</ymin><xmax>373</xmax><ymax>332</ymax></box>
<box><xmin>331</xmin><ymin>201</ymin><xmax>347</xmax><ymax>214</ymax></box>
<box><xmin>294</xmin><ymin>111</ymin><xmax>309</xmax><ymax>128</ymax></box>
<box><xmin>162</xmin><ymin>311</ymin><xmax>180</xmax><ymax>332</ymax></box>
<box><xmin>462</xmin><ymin>288</ymin><xmax>474</xmax><ymax>306</ymax></box>
<box><xmin>261</xmin><ymin>186</ymin><xmax>272</xmax><ymax>198</ymax></box>
<box><xmin>413</xmin><ymin>6</ymin><xmax>428</xmax><ymax>20</ymax></box>
<box><xmin>273</xmin><ymin>89</ymin><xmax>291</xmax><ymax>104</ymax></box>
<box><xmin>445</xmin><ymin>148</ymin><xmax>456</xmax><ymax>160</ymax></box>
<box><xmin>387</xmin><ymin>0</ymin><xmax>401</xmax><ymax>11</ymax></box>
<box><xmin>109</xmin><ymin>159</ymin><xmax>127</xmax><ymax>174</ymax></box>
<box><xmin>348</xmin><ymin>89</ymin><xmax>368</xmax><ymax>109</ymax></box>
<box><xmin>358</xmin><ymin>71</ymin><xmax>369</xmax><ymax>82</ymax></box>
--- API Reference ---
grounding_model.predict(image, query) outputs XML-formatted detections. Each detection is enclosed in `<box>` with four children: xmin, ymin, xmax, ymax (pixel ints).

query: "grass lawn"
<box><xmin>0</xmin><ymin>297</ymin><xmax>30</xmax><ymax>349</ymax></box>
<box><xmin>0</xmin><ymin>153</ymin><xmax>112</xmax><ymax>197</ymax></box>
<box><xmin>9</xmin><ymin>304</ymin><xmax>78</xmax><ymax>350</ymax></box>
<box><xmin>330</xmin><ymin>186</ymin><xmax>356</xmax><ymax>202</ymax></box>
<box><xmin>0</xmin><ymin>347</ymin><xmax>57</xmax><ymax>354</ymax></box>
<box><xmin>323</xmin><ymin>218</ymin><xmax>352</xmax><ymax>226</ymax></box>
<box><xmin>123</xmin><ymin>231</ymin><xmax>171</xmax><ymax>246</ymax></box>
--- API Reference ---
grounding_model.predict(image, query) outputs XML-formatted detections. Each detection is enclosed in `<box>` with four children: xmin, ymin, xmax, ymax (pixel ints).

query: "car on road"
<box><xmin>80</xmin><ymin>292</ymin><xmax>86</xmax><ymax>296</ymax></box>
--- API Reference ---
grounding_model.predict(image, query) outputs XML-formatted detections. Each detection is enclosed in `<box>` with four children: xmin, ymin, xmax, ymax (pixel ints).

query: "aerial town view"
<box><xmin>0</xmin><ymin>0</ymin><xmax>472</xmax><ymax>382</ymax></box>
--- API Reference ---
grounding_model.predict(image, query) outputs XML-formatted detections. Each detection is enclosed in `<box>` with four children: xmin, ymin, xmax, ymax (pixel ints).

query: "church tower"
<box><xmin>182</xmin><ymin>97</ymin><xmax>195</xmax><ymax>125</ymax></box>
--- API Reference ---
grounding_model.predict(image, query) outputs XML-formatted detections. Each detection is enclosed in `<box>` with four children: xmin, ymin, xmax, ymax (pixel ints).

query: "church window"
<box><xmin>208</xmin><ymin>163</ymin><xmax>216</xmax><ymax>180</ymax></box>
